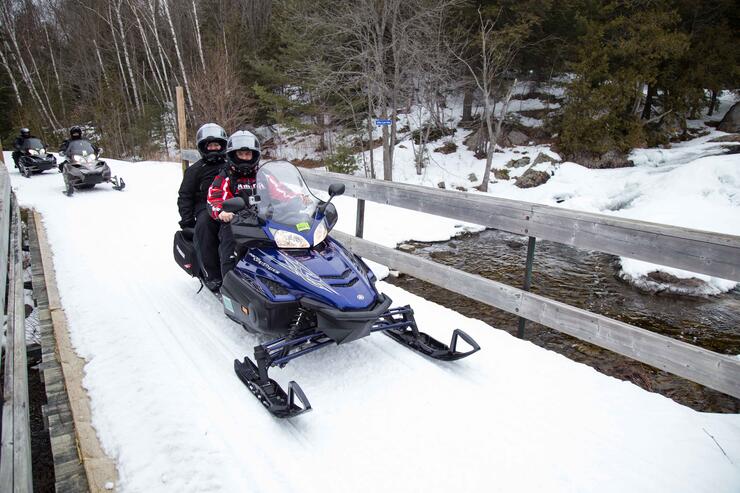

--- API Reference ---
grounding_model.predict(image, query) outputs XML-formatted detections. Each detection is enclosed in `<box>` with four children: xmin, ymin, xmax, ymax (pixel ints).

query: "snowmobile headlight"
<box><xmin>28</xmin><ymin>149</ymin><xmax>39</xmax><ymax>156</ymax></box>
<box><xmin>73</xmin><ymin>154</ymin><xmax>84</xmax><ymax>163</ymax></box>
<box><xmin>40</xmin><ymin>148</ymin><xmax>45</xmax><ymax>155</ymax></box>
<box><xmin>313</xmin><ymin>220</ymin><xmax>328</xmax><ymax>246</ymax></box>
<box><xmin>270</xmin><ymin>228</ymin><xmax>310</xmax><ymax>248</ymax></box>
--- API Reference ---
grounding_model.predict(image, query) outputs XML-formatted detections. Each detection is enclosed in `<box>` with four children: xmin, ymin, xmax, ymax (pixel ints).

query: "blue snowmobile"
<box><xmin>174</xmin><ymin>161</ymin><xmax>480</xmax><ymax>418</ymax></box>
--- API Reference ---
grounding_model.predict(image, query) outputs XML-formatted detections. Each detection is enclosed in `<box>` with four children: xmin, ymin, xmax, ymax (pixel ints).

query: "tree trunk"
<box><xmin>641</xmin><ymin>84</ymin><xmax>655</xmax><ymax>120</ymax></box>
<box><xmin>44</xmin><ymin>24</ymin><xmax>65</xmax><ymax>117</ymax></box>
<box><xmin>115</xmin><ymin>0</ymin><xmax>142</xmax><ymax>113</ymax></box>
<box><xmin>192</xmin><ymin>1</ymin><xmax>207</xmax><ymax>72</ymax></box>
<box><xmin>0</xmin><ymin>48</ymin><xmax>22</xmax><ymax>106</ymax></box>
<box><xmin>162</xmin><ymin>0</ymin><xmax>194</xmax><ymax>110</ymax></box>
<box><xmin>708</xmin><ymin>90</ymin><xmax>717</xmax><ymax>117</ymax></box>
<box><xmin>382</xmin><ymin>114</ymin><xmax>392</xmax><ymax>181</ymax></box>
<box><xmin>147</xmin><ymin>0</ymin><xmax>175</xmax><ymax>104</ymax></box>
<box><xmin>480</xmin><ymin>80</ymin><xmax>516</xmax><ymax>192</ymax></box>
<box><xmin>366</xmin><ymin>92</ymin><xmax>376</xmax><ymax>179</ymax></box>
<box><xmin>462</xmin><ymin>86</ymin><xmax>473</xmax><ymax>121</ymax></box>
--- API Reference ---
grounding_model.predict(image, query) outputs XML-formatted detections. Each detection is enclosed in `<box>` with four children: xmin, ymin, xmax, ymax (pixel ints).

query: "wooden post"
<box><xmin>176</xmin><ymin>86</ymin><xmax>188</xmax><ymax>174</ymax></box>
<box><xmin>0</xmin><ymin>138</ymin><xmax>5</xmax><ymax>165</ymax></box>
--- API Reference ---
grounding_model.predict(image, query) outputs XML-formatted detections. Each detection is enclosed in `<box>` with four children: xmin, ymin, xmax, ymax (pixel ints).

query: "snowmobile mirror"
<box><xmin>97</xmin><ymin>147</ymin><xmax>103</xmax><ymax>157</ymax></box>
<box><xmin>324</xmin><ymin>202</ymin><xmax>338</xmax><ymax>230</ymax></box>
<box><xmin>223</xmin><ymin>197</ymin><xmax>247</xmax><ymax>213</ymax></box>
<box><xmin>328</xmin><ymin>183</ymin><xmax>345</xmax><ymax>197</ymax></box>
<box><xmin>316</xmin><ymin>183</ymin><xmax>345</xmax><ymax>218</ymax></box>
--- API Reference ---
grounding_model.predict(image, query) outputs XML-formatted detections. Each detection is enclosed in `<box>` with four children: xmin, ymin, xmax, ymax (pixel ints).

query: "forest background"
<box><xmin>1</xmin><ymin>0</ymin><xmax>737</xmax><ymax>180</ymax></box>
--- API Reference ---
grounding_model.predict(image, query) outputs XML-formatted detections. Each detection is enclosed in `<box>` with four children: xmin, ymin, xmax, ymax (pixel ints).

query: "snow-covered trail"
<box><xmin>4</xmin><ymin>154</ymin><xmax>740</xmax><ymax>493</ymax></box>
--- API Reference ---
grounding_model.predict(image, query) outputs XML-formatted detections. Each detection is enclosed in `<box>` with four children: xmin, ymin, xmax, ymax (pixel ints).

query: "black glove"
<box><xmin>179</xmin><ymin>218</ymin><xmax>196</xmax><ymax>229</ymax></box>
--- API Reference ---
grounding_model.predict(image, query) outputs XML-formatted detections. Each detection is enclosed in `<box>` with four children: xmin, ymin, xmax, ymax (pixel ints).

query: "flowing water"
<box><xmin>388</xmin><ymin>229</ymin><xmax>740</xmax><ymax>413</ymax></box>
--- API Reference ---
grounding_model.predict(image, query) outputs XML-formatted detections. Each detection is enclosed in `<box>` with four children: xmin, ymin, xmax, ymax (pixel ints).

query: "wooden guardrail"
<box><xmin>299</xmin><ymin>169</ymin><xmax>740</xmax><ymax>282</ymax></box>
<box><xmin>181</xmin><ymin>152</ymin><xmax>740</xmax><ymax>398</ymax></box>
<box><xmin>0</xmin><ymin>164</ymin><xmax>34</xmax><ymax>493</ymax></box>
<box><xmin>332</xmin><ymin>231</ymin><xmax>740</xmax><ymax>398</ymax></box>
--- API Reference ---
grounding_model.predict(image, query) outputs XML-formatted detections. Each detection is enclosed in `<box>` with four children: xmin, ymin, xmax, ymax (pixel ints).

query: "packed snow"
<box><xmin>4</xmin><ymin>152</ymin><xmax>740</xmax><ymax>493</ymax></box>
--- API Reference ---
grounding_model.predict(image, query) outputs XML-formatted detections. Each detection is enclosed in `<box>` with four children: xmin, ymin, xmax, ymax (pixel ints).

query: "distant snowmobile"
<box><xmin>173</xmin><ymin>160</ymin><xmax>480</xmax><ymax>418</ymax></box>
<box><xmin>16</xmin><ymin>137</ymin><xmax>56</xmax><ymax>178</ymax></box>
<box><xmin>59</xmin><ymin>140</ymin><xmax>125</xmax><ymax>196</ymax></box>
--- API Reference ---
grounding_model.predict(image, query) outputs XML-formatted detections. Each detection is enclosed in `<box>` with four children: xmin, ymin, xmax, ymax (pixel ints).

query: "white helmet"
<box><xmin>226</xmin><ymin>130</ymin><xmax>261</xmax><ymax>173</ymax></box>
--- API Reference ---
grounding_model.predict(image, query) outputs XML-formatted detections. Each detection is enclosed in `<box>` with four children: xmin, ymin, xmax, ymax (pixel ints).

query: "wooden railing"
<box><xmin>181</xmin><ymin>152</ymin><xmax>740</xmax><ymax>399</ymax></box>
<box><xmin>0</xmin><ymin>163</ymin><xmax>33</xmax><ymax>493</ymax></box>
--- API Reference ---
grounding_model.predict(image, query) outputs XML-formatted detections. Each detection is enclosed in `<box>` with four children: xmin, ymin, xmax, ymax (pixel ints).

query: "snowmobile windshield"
<box><xmin>21</xmin><ymin>138</ymin><xmax>44</xmax><ymax>151</ymax></box>
<box><xmin>67</xmin><ymin>140</ymin><xmax>96</xmax><ymax>157</ymax></box>
<box><xmin>255</xmin><ymin>161</ymin><xmax>320</xmax><ymax>227</ymax></box>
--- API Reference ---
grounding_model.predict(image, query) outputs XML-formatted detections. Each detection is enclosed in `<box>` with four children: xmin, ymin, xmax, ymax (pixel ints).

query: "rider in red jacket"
<box><xmin>207</xmin><ymin>130</ymin><xmax>263</xmax><ymax>277</ymax></box>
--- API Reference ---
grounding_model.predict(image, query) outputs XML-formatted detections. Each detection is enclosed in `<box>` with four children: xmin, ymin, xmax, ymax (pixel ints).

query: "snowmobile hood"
<box><xmin>234</xmin><ymin>237</ymin><xmax>378</xmax><ymax>311</ymax></box>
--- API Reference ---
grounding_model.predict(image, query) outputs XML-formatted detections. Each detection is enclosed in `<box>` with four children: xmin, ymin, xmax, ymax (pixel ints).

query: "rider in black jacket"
<box><xmin>177</xmin><ymin>123</ymin><xmax>228</xmax><ymax>291</ymax></box>
<box><xmin>58</xmin><ymin>126</ymin><xmax>99</xmax><ymax>171</ymax></box>
<box><xmin>12</xmin><ymin>128</ymin><xmax>35</xmax><ymax>168</ymax></box>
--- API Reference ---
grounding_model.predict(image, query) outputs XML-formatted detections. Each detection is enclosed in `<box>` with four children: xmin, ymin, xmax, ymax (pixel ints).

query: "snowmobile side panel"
<box><xmin>220</xmin><ymin>269</ymin><xmax>300</xmax><ymax>336</ymax></box>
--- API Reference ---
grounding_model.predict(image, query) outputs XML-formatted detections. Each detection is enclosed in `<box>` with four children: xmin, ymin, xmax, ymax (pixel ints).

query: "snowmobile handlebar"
<box><xmin>223</xmin><ymin>197</ymin><xmax>246</xmax><ymax>213</ymax></box>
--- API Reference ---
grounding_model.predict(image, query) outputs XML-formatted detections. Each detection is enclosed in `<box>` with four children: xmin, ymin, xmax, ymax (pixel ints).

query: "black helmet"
<box><xmin>226</xmin><ymin>130</ymin><xmax>261</xmax><ymax>174</ymax></box>
<box><xmin>70</xmin><ymin>126</ymin><xmax>82</xmax><ymax>139</ymax></box>
<box><xmin>196</xmin><ymin>123</ymin><xmax>228</xmax><ymax>162</ymax></box>
<box><xmin>20</xmin><ymin>127</ymin><xmax>30</xmax><ymax>138</ymax></box>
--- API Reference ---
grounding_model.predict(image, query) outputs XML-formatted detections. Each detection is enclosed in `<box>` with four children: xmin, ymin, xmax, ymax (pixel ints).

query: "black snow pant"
<box><xmin>12</xmin><ymin>151</ymin><xmax>21</xmax><ymax>167</ymax></box>
<box><xmin>193</xmin><ymin>209</ymin><xmax>222</xmax><ymax>289</ymax></box>
<box><xmin>218</xmin><ymin>222</ymin><xmax>239</xmax><ymax>279</ymax></box>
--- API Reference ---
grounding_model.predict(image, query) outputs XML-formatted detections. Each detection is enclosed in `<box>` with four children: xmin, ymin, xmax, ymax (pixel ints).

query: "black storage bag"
<box><xmin>173</xmin><ymin>229</ymin><xmax>197</xmax><ymax>277</ymax></box>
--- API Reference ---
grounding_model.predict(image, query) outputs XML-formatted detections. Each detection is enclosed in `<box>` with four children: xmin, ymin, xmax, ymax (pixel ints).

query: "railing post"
<box><xmin>176</xmin><ymin>86</ymin><xmax>188</xmax><ymax>175</ymax></box>
<box><xmin>517</xmin><ymin>236</ymin><xmax>536</xmax><ymax>338</ymax></box>
<box><xmin>355</xmin><ymin>199</ymin><xmax>365</xmax><ymax>238</ymax></box>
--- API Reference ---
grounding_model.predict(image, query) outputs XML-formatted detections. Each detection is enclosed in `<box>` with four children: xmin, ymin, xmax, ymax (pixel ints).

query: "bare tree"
<box><xmin>452</xmin><ymin>9</ymin><xmax>527</xmax><ymax>192</ymax></box>
<box><xmin>294</xmin><ymin>0</ymin><xmax>459</xmax><ymax>181</ymax></box>
<box><xmin>189</xmin><ymin>50</ymin><xmax>256</xmax><ymax>131</ymax></box>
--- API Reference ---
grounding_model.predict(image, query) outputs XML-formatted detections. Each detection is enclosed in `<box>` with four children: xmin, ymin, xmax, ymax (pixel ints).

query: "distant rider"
<box><xmin>177</xmin><ymin>123</ymin><xmax>229</xmax><ymax>292</ymax></box>
<box><xmin>12</xmin><ymin>127</ymin><xmax>36</xmax><ymax>168</ymax></box>
<box><xmin>59</xmin><ymin>126</ymin><xmax>98</xmax><ymax>171</ymax></box>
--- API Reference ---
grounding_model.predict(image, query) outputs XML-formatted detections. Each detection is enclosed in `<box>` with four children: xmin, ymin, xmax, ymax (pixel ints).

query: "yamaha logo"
<box><xmin>357</xmin><ymin>294</ymin><xmax>365</xmax><ymax>300</ymax></box>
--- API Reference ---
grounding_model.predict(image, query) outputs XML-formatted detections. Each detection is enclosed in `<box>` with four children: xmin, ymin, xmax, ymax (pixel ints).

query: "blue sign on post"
<box><xmin>375</xmin><ymin>119</ymin><xmax>392</xmax><ymax>126</ymax></box>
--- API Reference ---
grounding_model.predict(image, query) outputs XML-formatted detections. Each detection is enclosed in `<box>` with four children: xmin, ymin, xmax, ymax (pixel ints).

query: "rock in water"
<box><xmin>718</xmin><ymin>102</ymin><xmax>740</xmax><ymax>133</ymax></box>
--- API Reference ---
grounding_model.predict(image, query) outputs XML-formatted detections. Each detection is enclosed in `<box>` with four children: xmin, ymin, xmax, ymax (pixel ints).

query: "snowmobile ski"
<box><xmin>234</xmin><ymin>355</ymin><xmax>312</xmax><ymax>418</ymax></box>
<box><xmin>377</xmin><ymin>306</ymin><xmax>481</xmax><ymax>361</ymax></box>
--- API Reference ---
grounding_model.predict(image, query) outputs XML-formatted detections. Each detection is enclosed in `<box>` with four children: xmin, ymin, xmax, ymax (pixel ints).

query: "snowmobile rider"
<box><xmin>207</xmin><ymin>130</ymin><xmax>263</xmax><ymax>278</ymax></box>
<box><xmin>177</xmin><ymin>123</ymin><xmax>229</xmax><ymax>292</ymax></box>
<box><xmin>58</xmin><ymin>126</ymin><xmax>99</xmax><ymax>171</ymax></box>
<box><xmin>12</xmin><ymin>127</ymin><xmax>36</xmax><ymax>168</ymax></box>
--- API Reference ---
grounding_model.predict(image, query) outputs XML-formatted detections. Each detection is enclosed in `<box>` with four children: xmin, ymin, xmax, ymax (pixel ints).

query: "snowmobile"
<box><xmin>59</xmin><ymin>139</ymin><xmax>125</xmax><ymax>196</ymax></box>
<box><xmin>16</xmin><ymin>137</ymin><xmax>57</xmax><ymax>177</ymax></box>
<box><xmin>173</xmin><ymin>160</ymin><xmax>480</xmax><ymax>418</ymax></box>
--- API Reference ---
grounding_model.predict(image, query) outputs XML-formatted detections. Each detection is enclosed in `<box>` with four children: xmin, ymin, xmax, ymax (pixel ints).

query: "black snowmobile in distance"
<box><xmin>59</xmin><ymin>140</ymin><xmax>125</xmax><ymax>196</ymax></box>
<box><xmin>173</xmin><ymin>160</ymin><xmax>481</xmax><ymax>418</ymax></box>
<box><xmin>16</xmin><ymin>138</ymin><xmax>56</xmax><ymax>177</ymax></box>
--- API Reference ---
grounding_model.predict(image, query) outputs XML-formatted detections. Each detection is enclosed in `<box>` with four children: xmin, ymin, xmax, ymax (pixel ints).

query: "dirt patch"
<box><xmin>292</xmin><ymin>158</ymin><xmax>324</xmax><ymax>169</ymax></box>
